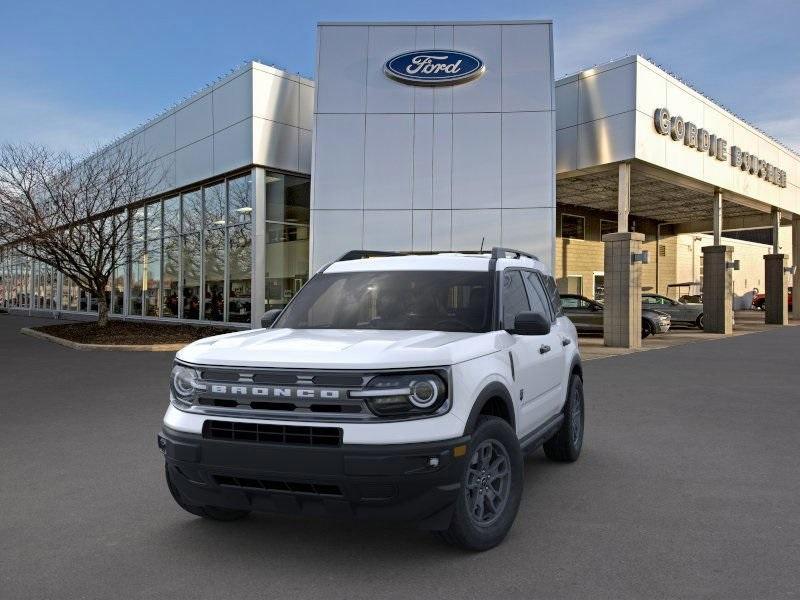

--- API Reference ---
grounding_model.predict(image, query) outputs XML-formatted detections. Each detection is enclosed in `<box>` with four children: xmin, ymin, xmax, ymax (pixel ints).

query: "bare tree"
<box><xmin>0</xmin><ymin>142</ymin><xmax>163</xmax><ymax>326</ymax></box>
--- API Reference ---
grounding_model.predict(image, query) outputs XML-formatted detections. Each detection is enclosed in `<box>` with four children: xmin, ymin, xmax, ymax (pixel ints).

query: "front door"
<box><xmin>501</xmin><ymin>270</ymin><xmax>564</xmax><ymax>436</ymax></box>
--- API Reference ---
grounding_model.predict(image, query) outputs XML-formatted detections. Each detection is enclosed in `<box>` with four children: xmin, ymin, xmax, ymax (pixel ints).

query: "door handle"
<box><xmin>561</xmin><ymin>338</ymin><xmax>571</xmax><ymax>346</ymax></box>
<box><xmin>539</xmin><ymin>344</ymin><xmax>551</xmax><ymax>354</ymax></box>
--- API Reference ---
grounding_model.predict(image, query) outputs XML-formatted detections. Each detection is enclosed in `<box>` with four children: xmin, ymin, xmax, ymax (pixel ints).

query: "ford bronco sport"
<box><xmin>159</xmin><ymin>248</ymin><xmax>584</xmax><ymax>550</ymax></box>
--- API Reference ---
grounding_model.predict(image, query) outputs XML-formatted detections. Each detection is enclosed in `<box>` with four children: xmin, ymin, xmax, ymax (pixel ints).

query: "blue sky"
<box><xmin>1</xmin><ymin>0</ymin><xmax>798</xmax><ymax>153</ymax></box>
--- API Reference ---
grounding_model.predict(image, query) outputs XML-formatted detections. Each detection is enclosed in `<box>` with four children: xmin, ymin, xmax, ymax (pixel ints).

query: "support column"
<box><xmin>764</xmin><ymin>253</ymin><xmax>788</xmax><ymax>325</ymax></box>
<box><xmin>712</xmin><ymin>189</ymin><xmax>723</xmax><ymax>245</ymax></box>
<box><xmin>251</xmin><ymin>167</ymin><xmax>267</xmax><ymax>329</ymax></box>
<box><xmin>763</xmin><ymin>208</ymin><xmax>788</xmax><ymax>325</ymax></box>
<box><xmin>771</xmin><ymin>208</ymin><xmax>781</xmax><ymax>254</ymax></box>
<box><xmin>617</xmin><ymin>162</ymin><xmax>631</xmax><ymax>233</ymax></box>
<box><xmin>602</xmin><ymin>232</ymin><xmax>644</xmax><ymax>348</ymax></box>
<box><xmin>793</xmin><ymin>215</ymin><xmax>800</xmax><ymax>321</ymax></box>
<box><xmin>701</xmin><ymin>246</ymin><xmax>734</xmax><ymax>334</ymax></box>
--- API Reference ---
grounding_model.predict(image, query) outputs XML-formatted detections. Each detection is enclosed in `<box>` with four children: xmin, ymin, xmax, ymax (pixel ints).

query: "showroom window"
<box><xmin>265</xmin><ymin>173</ymin><xmax>310</xmax><ymax>312</ymax></box>
<box><xmin>144</xmin><ymin>201</ymin><xmax>162</xmax><ymax>317</ymax></box>
<box><xmin>561</xmin><ymin>214</ymin><xmax>585</xmax><ymax>240</ymax></box>
<box><xmin>1</xmin><ymin>168</ymin><xmax>306</xmax><ymax>325</ymax></box>
<box><xmin>227</xmin><ymin>175</ymin><xmax>252</xmax><ymax>323</ymax></box>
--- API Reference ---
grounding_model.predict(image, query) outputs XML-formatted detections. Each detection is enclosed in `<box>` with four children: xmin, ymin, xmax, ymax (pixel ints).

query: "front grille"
<box><xmin>203</xmin><ymin>420</ymin><xmax>342</xmax><ymax>447</ymax></box>
<box><xmin>188</xmin><ymin>368</ymin><xmax>373</xmax><ymax>421</ymax></box>
<box><xmin>213</xmin><ymin>474</ymin><xmax>343</xmax><ymax>497</ymax></box>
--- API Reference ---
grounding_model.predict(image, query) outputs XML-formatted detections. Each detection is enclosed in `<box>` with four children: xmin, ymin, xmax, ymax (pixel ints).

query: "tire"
<box><xmin>437</xmin><ymin>416</ymin><xmax>523</xmax><ymax>551</ymax></box>
<box><xmin>543</xmin><ymin>374</ymin><xmax>585</xmax><ymax>463</ymax></box>
<box><xmin>165</xmin><ymin>465</ymin><xmax>250</xmax><ymax>521</ymax></box>
<box><xmin>696</xmin><ymin>314</ymin><xmax>704</xmax><ymax>330</ymax></box>
<box><xmin>641</xmin><ymin>319</ymin><xmax>655</xmax><ymax>339</ymax></box>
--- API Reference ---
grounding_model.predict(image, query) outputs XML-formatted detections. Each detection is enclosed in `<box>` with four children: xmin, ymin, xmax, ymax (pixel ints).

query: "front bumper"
<box><xmin>159</xmin><ymin>426</ymin><xmax>470</xmax><ymax>530</ymax></box>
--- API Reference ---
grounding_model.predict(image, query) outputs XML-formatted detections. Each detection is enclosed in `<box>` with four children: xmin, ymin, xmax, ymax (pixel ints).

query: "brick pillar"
<box><xmin>764</xmin><ymin>254</ymin><xmax>788</xmax><ymax>325</ymax></box>
<box><xmin>602</xmin><ymin>232</ymin><xmax>644</xmax><ymax>348</ymax></box>
<box><xmin>792</xmin><ymin>216</ymin><xmax>800</xmax><ymax>321</ymax></box>
<box><xmin>701</xmin><ymin>246</ymin><xmax>733</xmax><ymax>334</ymax></box>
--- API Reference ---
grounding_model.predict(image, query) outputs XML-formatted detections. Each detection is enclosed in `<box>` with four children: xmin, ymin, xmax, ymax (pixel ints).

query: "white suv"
<box><xmin>160</xmin><ymin>248</ymin><xmax>584</xmax><ymax>550</ymax></box>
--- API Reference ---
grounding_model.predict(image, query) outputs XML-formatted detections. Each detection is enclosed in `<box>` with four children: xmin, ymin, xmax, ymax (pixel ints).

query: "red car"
<box><xmin>752</xmin><ymin>287</ymin><xmax>793</xmax><ymax>311</ymax></box>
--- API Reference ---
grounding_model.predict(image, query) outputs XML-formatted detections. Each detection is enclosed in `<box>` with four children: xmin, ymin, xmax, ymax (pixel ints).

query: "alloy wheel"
<box><xmin>465</xmin><ymin>439</ymin><xmax>511</xmax><ymax>527</ymax></box>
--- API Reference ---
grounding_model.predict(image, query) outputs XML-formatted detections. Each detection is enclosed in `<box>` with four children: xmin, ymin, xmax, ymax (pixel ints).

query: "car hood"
<box><xmin>176</xmin><ymin>328</ymin><xmax>502</xmax><ymax>369</ymax></box>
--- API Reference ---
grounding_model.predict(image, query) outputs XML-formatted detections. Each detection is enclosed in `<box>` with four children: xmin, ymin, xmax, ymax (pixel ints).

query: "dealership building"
<box><xmin>2</xmin><ymin>20</ymin><xmax>799</xmax><ymax>346</ymax></box>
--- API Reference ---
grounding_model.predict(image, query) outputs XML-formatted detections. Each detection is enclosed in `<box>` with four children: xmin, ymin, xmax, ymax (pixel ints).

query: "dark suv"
<box><xmin>560</xmin><ymin>293</ymin><xmax>671</xmax><ymax>338</ymax></box>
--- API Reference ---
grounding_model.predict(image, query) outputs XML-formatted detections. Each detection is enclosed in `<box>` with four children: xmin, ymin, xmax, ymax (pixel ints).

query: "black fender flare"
<box><xmin>569</xmin><ymin>354</ymin><xmax>583</xmax><ymax>381</ymax></box>
<box><xmin>560</xmin><ymin>354</ymin><xmax>584</xmax><ymax>411</ymax></box>
<box><xmin>463</xmin><ymin>381</ymin><xmax>516</xmax><ymax>435</ymax></box>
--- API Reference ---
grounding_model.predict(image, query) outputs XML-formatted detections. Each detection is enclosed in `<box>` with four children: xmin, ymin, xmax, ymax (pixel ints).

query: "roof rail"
<box><xmin>490</xmin><ymin>247</ymin><xmax>540</xmax><ymax>261</ymax></box>
<box><xmin>335</xmin><ymin>249</ymin><xmax>493</xmax><ymax>262</ymax></box>
<box><xmin>336</xmin><ymin>250</ymin><xmax>405</xmax><ymax>261</ymax></box>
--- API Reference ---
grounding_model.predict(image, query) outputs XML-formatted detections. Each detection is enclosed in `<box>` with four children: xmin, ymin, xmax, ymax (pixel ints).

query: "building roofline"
<box><xmin>317</xmin><ymin>20</ymin><xmax>552</xmax><ymax>26</ymax></box>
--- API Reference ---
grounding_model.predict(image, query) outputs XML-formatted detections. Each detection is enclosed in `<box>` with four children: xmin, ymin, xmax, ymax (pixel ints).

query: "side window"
<box><xmin>502</xmin><ymin>270</ymin><xmax>531</xmax><ymax>328</ymax></box>
<box><xmin>522</xmin><ymin>271</ymin><xmax>552</xmax><ymax>321</ymax></box>
<box><xmin>542</xmin><ymin>274</ymin><xmax>563</xmax><ymax>317</ymax></box>
<box><xmin>642</xmin><ymin>296</ymin><xmax>656</xmax><ymax>304</ymax></box>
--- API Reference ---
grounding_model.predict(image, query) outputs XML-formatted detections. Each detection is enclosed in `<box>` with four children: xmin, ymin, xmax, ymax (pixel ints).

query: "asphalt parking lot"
<box><xmin>1</xmin><ymin>313</ymin><xmax>799</xmax><ymax>599</ymax></box>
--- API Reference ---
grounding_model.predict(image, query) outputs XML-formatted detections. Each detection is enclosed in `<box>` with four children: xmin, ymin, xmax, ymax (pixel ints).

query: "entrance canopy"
<box><xmin>555</xmin><ymin>55</ymin><xmax>799</xmax><ymax>231</ymax></box>
<box><xmin>557</xmin><ymin>163</ymin><xmax>793</xmax><ymax>233</ymax></box>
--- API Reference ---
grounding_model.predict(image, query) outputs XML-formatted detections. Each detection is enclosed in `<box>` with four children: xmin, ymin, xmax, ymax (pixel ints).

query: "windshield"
<box><xmin>274</xmin><ymin>270</ymin><xmax>492</xmax><ymax>332</ymax></box>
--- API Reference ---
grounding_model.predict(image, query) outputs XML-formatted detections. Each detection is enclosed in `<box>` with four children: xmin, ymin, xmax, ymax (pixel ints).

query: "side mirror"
<box><xmin>591</xmin><ymin>304</ymin><xmax>601</xmax><ymax>311</ymax></box>
<box><xmin>510</xmin><ymin>311</ymin><xmax>551</xmax><ymax>336</ymax></box>
<box><xmin>260</xmin><ymin>309</ymin><xmax>282</xmax><ymax>329</ymax></box>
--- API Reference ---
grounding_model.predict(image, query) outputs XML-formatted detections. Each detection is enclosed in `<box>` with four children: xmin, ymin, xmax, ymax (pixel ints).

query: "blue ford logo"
<box><xmin>384</xmin><ymin>50</ymin><xmax>485</xmax><ymax>86</ymax></box>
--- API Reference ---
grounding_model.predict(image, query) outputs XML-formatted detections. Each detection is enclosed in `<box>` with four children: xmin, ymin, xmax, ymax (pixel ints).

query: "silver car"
<box><xmin>642</xmin><ymin>293</ymin><xmax>704</xmax><ymax>329</ymax></box>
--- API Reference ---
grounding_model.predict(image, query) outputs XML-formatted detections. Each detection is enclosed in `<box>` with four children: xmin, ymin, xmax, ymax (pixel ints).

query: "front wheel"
<box><xmin>696</xmin><ymin>314</ymin><xmax>704</xmax><ymax>330</ymax></box>
<box><xmin>641</xmin><ymin>319</ymin><xmax>655</xmax><ymax>338</ymax></box>
<box><xmin>437</xmin><ymin>416</ymin><xmax>523</xmax><ymax>551</ymax></box>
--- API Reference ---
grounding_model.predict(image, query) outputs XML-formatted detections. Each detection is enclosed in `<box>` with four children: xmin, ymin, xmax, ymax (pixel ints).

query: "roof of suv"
<box><xmin>324</xmin><ymin>251</ymin><xmax>550</xmax><ymax>275</ymax></box>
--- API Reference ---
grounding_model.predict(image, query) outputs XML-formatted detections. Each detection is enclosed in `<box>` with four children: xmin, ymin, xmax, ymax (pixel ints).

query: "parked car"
<box><xmin>160</xmin><ymin>248</ymin><xmax>584</xmax><ymax>551</ymax></box>
<box><xmin>752</xmin><ymin>287</ymin><xmax>792</xmax><ymax>311</ymax></box>
<box><xmin>642</xmin><ymin>293</ymin><xmax>704</xmax><ymax>329</ymax></box>
<box><xmin>560</xmin><ymin>293</ymin><xmax>670</xmax><ymax>338</ymax></box>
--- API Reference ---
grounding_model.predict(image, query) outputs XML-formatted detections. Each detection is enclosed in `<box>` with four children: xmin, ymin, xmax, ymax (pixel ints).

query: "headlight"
<box><xmin>170</xmin><ymin>363</ymin><xmax>203</xmax><ymax>408</ymax></box>
<box><xmin>351</xmin><ymin>372</ymin><xmax>449</xmax><ymax>418</ymax></box>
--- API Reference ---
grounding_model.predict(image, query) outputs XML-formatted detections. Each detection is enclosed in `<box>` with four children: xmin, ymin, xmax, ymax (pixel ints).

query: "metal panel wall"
<box><xmin>312</xmin><ymin>21</ymin><xmax>556</xmax><ymax>271</ymax></box>
<box><xmin>92</xmin><ymin>62</ymin><xmax>313</xmax><ymax>198</ymax></box>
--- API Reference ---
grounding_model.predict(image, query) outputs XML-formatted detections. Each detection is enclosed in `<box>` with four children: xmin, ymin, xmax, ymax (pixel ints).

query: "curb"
<box><xmin>20</xmin><ymin>327</ymin><xmax>186</xmax><ymax>352</ymax></box>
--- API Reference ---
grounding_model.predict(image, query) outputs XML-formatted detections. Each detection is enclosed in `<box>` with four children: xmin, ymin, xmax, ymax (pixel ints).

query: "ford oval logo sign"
<box><xmin>384</xmin><ymin>50</ymin><xmax>485</xmax><ymax>86</ymax></box>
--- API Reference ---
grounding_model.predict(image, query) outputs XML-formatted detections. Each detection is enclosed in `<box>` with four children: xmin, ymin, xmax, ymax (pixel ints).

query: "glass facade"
<box><xmin>0</xmin><ymin>169</ymin><xmax>310</xmax><ymax>326</ymax></box>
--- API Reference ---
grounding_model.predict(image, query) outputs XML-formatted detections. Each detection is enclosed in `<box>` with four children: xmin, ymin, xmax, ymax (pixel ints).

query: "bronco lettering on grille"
<box><xmin>208</xmin><ymin>385</ymin><xmax>341</xmax><ymax>400</ymax></box>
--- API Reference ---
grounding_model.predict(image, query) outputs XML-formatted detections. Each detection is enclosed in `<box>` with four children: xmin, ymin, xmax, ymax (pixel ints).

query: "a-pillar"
<box><xmin>701</xmin><ymin>246</ymin><xmax>734</xmax><ymax>334</ymax></box>
<box><xmin>602</xmin><ymin>232</ymin><xmax>644</xmax><ymax>348</ymax></box>
<box><xmin>793</xmin><ymin>215</ymin><xmax>800</xmax><ymax>321</ymax></box>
